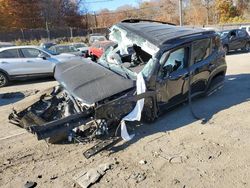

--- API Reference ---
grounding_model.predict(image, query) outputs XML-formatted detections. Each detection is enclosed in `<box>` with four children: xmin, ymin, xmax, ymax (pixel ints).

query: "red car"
<box><xmin>88</xmin><ymin>41</ymin><xmax>116</xmax><ymax>61</ymax></box>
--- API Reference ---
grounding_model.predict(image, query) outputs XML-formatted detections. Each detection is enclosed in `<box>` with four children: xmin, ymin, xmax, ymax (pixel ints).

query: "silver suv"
<box><xmin>0</xmin><ymin>46</ymin><xmax>77</xmax><ymax>87</ymax></box>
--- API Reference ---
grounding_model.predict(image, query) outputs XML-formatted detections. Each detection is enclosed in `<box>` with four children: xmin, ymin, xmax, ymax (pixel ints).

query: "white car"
<box><xmin>239</xmin><ymin>25</ymin><xmax>250</xmax><ymax>36</ymax></box>
<box><xmin>0</xmin><ymin>46</ymin><xmax>78</xmax><ymax>87</ymax></box>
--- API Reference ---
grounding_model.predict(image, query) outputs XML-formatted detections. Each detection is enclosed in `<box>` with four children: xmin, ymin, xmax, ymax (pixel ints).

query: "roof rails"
<box><xmin>121</xmin><ymin>19</ymin><xmax>176</xmax><ymax>26</ymax></box>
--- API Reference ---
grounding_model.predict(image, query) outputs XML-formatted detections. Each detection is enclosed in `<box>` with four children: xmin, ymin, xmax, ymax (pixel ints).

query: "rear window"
<box><xmin>193</xmin><ymin>38</ymin><xmax>211</xmax><ymax>64</ymax></box>
<box><xmin>238</xmin><ymin>30</ymin><xmax>247</xmax><ymax>37</ymax></box>
<box><xmin>0</xmin><ymin>49</ymin><xmax>20</xmax><ymax>58</ymax></box>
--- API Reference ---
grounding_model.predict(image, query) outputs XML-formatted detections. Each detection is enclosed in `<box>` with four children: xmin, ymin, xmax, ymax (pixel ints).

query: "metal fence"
<box><xmin>0</xmin><ymin>27</ymin><xmax>108</xmax><ymax>42</ymax></box>
<box><xmin>1</xmin><ymin>22</ymin><xmax>250</xmax><ymax>42</ymax></box>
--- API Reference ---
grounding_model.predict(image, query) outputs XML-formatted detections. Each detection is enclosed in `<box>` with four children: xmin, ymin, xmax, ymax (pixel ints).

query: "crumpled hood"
<box><xmin>54</xmin><ymin>59</ymin><xmax>135</xmax><ymax>105</ymax></box>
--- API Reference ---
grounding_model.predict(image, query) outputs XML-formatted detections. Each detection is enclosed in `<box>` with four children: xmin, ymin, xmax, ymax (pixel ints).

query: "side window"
<box><xmin>238</xmin><ymin>30</ymin><xmax>247</xmax><ymax>37</ymax></box>
<box><xmin>163</xmin><ymin>48</ymin><xmax>186</xmax><ymax>71</ymax></box>
<box><xmin>193</xmin><ymin>38</ymin><xmax>211</xmax><ymax>64</ymax></box>
<box><xmin>21</xmin><ymin>48</ymin><xmax>48</xmax><ymax>58</ymax></box>
<box><xmin>230</xmin><ymin>30</ymin><xmax>237</xmax><ymax>37</ymax></box>
<box><xmin>0</xmin><ymin>49</ymin><xmax>20</xmax><ymax>58</ymax></box>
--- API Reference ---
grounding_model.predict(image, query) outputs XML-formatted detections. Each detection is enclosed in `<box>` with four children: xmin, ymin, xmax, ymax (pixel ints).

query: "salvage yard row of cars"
<box><xmin>7</xmin><ymin>19</ymin><xmax>228</xmax><ymax>155</ymax></box>
<box><xmin>0</xmin><ymin>34</ymin><xmax>117</xmax><ymax>87</ymax></box>
<box><xmin>1</xmin><ymin>25</ymin><xmax>250</xmax><ymax>88</ymax></box>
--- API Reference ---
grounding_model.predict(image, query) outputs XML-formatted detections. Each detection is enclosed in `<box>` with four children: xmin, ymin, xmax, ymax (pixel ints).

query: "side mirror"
<box><xmin>162</xmin><ymin>64</ymin><xmax>173</xmax><ymax>77</ymax></box>
<box><xmin>38</xmin><ymin>53</ymin><xmax>47</xmax><ymax>60</ymax></box>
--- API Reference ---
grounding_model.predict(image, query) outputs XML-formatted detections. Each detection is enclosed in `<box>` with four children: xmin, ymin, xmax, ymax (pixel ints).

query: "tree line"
<box><xmin>95</xmin><ymin>0</ymin><xmax>250</xmax><ymax>28</ymax></box>
<box><xmin>0</xmin><ymin>0</ymin><xmax>250</xmax><ymax>32</ymax></box>
<box><xmin>0</xmin><ymin>0</ymin><xmax>85</xmax><ymax>31</ymax></box>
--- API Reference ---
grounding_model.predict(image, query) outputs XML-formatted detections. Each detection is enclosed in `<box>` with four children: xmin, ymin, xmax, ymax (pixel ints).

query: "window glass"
<box><xmin>163</xmin><ymin>48</ymin><xmax>186</xmax><ymax>71</ymax></box>
<box><xmin>230</xmin><ymin>30</ymin><xmax>237</xmax><ymax>37</ymax></box>
<box><xmin>21</xmin><ymin>48</ymin><xmax>48</xmax><ymax>58</ymax></box>
<box><xmin>0</xmin><ymin>49</ymin><xmax>20</xmax><ymax>58</ymax></box>
<box><xmin>193</xmin><ymin>39</ymin><xmax>211</xmax><ymax>63</ymax></box>
<box><xmin>238</xmin><ymin>30</ymin><xmax>247</xmax><ymax>37</ymax></box>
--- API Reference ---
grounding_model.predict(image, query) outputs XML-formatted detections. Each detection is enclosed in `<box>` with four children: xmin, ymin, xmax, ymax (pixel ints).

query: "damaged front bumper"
<box><xmin>9</xmin><ymin>84</ymin><xmax>157</xmax><ymax>141</ymax></box>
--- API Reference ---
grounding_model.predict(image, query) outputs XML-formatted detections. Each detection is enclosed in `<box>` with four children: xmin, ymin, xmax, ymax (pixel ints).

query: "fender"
<box><xmin>0</xmin><ymin>68</ymin><xmax>10</xmax><ymax>80</ymax></box>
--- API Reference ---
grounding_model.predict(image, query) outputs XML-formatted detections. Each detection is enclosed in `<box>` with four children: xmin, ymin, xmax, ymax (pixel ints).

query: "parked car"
<box><xmin>71</xmin><ymin>42</ymin><xmax>89</xmax><ymax>56</ymax></box>
<box><xmin>0</xmin><ymin>46</ymin><xmax>77</xmax><ymax>87</ymax></box>
<box><xmin>49</xmin><ymin>44</ymin><xmax>84</xmax><ymax>56</ymax></box>
<box><xmin>40</xmin><ymin>42</ymin><xmax>56</xmax><ymax>49</ymax></box>
<box><xmin>0</xmin><ymin>42</ymin><xmax>15</xmax><ymax>48</ymax></box>
<box><xmin>9</xmin><ymin>20</ymin><xmax>227</xmax><ymax>147</ymax></box>
<box><xmin>218</xmin><ymin>29</ymin><xmax>250</xmax><ymax>54</ymax></box>
<box><xmin>88</xmin><ymin>40</ymin><xmax>116</xmax><ymax>61</ymax></box>
<box><xmin>89</xmin><ymin>34</ymin><xmax>107</xmax><ymax>45</ymax></box>
<box><xmin>239</xmin><ymin>25</ymin><xmax>250</xmax><ymax>36</ymax></box>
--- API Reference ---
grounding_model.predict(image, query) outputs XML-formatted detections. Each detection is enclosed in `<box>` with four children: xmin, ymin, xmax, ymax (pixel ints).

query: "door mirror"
<box><xmin>162</xmin><ymin>64</ymin><xmax>173</xmax><ymax>77</ymax></box>
<box><xmin>38</xmin><ymin>53</ymin><xmax>47</xmax><ymax>60</ymax></box>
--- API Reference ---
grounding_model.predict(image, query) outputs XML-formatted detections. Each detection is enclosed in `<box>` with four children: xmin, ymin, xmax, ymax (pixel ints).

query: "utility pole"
<box><xmin>94</xmin><ymin>12</ymin><xmax>98</xmax><ymax>28</ymax></box>
<box><xmin>70</xmin><ymin>27</ymin><xmax>73</xmax><ymax>38</ymax></box>
<box><xmin>46</xmin><ymin>20</ymin><xmax>50</xmax><ymax>40</ymax></box>
<box><xmin>179</xmin><ymin>0</ymin><xmax>183</xmax><ymax>26</ymax></box>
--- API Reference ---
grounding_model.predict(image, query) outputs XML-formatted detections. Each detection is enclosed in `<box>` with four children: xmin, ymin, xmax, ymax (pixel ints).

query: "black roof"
<box><xmin>116</xmin><ymin>20</ymin><xmax>214</xmax><ymax>47</ymax></box>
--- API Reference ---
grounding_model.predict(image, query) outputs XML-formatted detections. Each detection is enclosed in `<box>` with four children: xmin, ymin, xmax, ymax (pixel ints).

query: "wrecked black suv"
<box><xmin>9</xmin><ymin>20</ymin><xmax>227</xmax><ymax>155</ymax></box>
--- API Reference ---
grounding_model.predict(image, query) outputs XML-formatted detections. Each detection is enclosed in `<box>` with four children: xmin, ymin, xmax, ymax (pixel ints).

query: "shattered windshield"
<box><xmin>97</xmin><ymin>25</ymin><xmax>159</xmax><ymax>80</ymax></box>
<box><xmin>98</xmin><ymin>46</ymin><xmax>137</xmax><ymax>80</ymax></box>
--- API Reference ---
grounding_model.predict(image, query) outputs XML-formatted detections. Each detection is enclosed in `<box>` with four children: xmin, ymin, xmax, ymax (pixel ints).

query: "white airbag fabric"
<box><xmin>121</xmin><ymin>72</ymin><xmax>146</xmax><ymax>141</ymax></box>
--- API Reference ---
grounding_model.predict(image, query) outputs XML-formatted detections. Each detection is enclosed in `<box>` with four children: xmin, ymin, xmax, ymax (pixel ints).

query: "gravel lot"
<box><xmin>0</xmin><ymin>52</ymin><xmax>250</xmax><ymax>188</ymax></box>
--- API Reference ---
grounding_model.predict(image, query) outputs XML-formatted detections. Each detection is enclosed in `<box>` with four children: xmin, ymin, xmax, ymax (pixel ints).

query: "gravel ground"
<box><xmin>0</xmin><ymin>52</ymin><xmax>250</xmax><ymax>188</ymax></box>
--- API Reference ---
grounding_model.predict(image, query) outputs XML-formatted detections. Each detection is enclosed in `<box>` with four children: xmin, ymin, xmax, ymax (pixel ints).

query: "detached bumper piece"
<box><xmin>83</xmin><ymin>137</ymin><xmax>121</xmax><ymax>159</ymax></box>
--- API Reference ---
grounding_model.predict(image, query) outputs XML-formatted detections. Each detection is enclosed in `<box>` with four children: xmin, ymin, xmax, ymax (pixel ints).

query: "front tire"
<box><xmin>0</xmin><ymin>72</ymin><xmax>8</xmax><ymax>88</ymax></box>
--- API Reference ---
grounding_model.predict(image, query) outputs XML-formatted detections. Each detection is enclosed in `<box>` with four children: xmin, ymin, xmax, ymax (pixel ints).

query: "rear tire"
<box><xmin>0</xmin><ymin>72</ymin><xmax>8</xmax><ymax>88</ymax></box>
<box><xmin>244</xmin><ymin>42</ymin><xmax>250</xmax><ymax>52</ymax></box>
<box><xmin>205</xmin><ymin>75</ymin><xmax>224</xmax><ymax>96</ymax></box>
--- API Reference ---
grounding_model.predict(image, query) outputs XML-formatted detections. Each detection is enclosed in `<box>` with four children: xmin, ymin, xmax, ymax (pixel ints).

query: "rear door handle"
<box><xmin>26</xmin><ymin>60</ymin><xmax>33</xmax><ymax>63</ymax></box>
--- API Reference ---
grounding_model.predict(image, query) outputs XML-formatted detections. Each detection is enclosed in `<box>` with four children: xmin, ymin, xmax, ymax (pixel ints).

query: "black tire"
<box><xmin>205</xmin><ymin>75</ymin><xmax>224</xmax><ymax>96</ymax></box>
<box><xmin>244</xmin><ymin>42</ymin><xmax>250</xmax><ymax>52</ymax></box>
<box><xmin>0</xmin><ymin>72</ymin><xmax>8</xmax><ymax>87</ymax></box>
<box><xmin>223</xmin><ymin>45</ymin><xmax>229</xmax><ymax>54</ymax></box>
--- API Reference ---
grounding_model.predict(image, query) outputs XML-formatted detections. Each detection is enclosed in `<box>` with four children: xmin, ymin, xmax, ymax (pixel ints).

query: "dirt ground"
<box><xmin>0</xmin><ymin>52</ymin><xmax>250</xmax><ymax>188</ymax></box>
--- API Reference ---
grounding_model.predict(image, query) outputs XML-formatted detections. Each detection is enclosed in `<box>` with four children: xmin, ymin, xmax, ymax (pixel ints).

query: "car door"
<box><xmin>19</xmin><ymin>48</ymin><xmax>55</xmax><ymax>75</ymax></box>
<box><xmin>228</xmin><ymin>30</ymin><xmax>241</xmax><ymax>50</ymax></box>
<box><xmin>237</xmin><ymin>30</ymin><xmax>248</xmax><ymax>48</ymax></box>
<box><xmin>189</xmin><ymin>38</ymin><xmax>212</xmax><ymax>95</ymax></box>
<box><xmin>156</xmin><ymin>46</ymin><xmax>190</xmax><ymax>110</ymax></box>
<box><xmin>0</xmin><ymin>49</ymin><xmax>24</xmax><ymax>75</ymax></box>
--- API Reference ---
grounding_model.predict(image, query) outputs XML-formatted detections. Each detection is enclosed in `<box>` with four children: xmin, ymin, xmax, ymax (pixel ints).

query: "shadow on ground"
<box><xmin>112</xmin><ymin>73</ymin><xmax>250</xmax><ymax>152</ymax></box>
<box><xmin>0</xmin><ymin>92</ymin><xmax>25</xmax><ymax>107</ymax></box>
<box><xmin>0</xmin><ymin>90</ymin><xmax>40</xmax><ymax>107</ymax></box>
